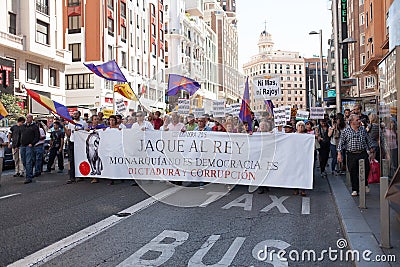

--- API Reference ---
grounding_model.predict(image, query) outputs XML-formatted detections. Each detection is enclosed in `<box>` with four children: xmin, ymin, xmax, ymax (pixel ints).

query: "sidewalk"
<box><xmin>327</xmin><ymin>172</ymin><xmax>400</xmax><ymax>266</ymax></box>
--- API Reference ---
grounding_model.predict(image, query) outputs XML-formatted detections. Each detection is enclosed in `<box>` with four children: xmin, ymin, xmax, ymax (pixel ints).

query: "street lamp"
<box><xmin>309</xmin><ymin>30</ymin><xmax>324</xmax><ymax>107</ymax></box>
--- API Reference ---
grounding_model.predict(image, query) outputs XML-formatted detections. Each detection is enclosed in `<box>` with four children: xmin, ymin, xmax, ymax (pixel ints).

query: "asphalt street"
<box><xmin>0</xmin><ymin>170</ymin><xmax>352</xmax><ymax>266</ymax></box>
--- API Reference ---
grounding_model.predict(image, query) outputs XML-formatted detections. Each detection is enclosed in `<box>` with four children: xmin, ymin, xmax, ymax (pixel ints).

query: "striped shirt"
<box><xmin>337</xmin><ymin>126</ymin><xmax>373</xmax><ymax>152</ymax></box>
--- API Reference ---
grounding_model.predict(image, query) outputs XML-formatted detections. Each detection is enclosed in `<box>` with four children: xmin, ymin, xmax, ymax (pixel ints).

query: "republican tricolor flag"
<box><xmin>26</xmin><ymin>89</ymin><xmax>74</xmax><ymax>123</ymax></box>
<box><xmin>0</xmin><ymin>100</ymin><xmax>8</xmax><ymax>120</ymax></box>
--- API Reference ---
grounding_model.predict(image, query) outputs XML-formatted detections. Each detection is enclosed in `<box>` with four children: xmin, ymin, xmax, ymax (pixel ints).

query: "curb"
<box><xmin>327</xmin><ymin>175</ymin><xmax>391</xmax><ymax>267</ymax></box>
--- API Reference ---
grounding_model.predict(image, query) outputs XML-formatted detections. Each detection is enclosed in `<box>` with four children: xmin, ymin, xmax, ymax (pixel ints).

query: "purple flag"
<box><xmin>167</xmin><ymin>74</ymin><xmax>201</xmax><ymax>96</ymax></box>
<box><xmin>83</xmin><ymin>60</ymin><xmax>127</xmax><ymax>82</ymax></box>
<box><xmin>265</xmin><ymin>100</ymin><xmax>275</xmax><ymax>115</ymax></box>
<box><xmin>239</xmin><ymin>77</ymin><xmax>253</xmax><ymax>132</ymax></box>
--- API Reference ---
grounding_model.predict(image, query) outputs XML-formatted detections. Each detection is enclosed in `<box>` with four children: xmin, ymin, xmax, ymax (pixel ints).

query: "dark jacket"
<box><xmin>9</xmin><ymin>124</ymin><xmax>23</xmax><ymax>148</ymax></box>
<box><xmin>20</xmin><ymin>123</ymin><xmax>40</xmax><ymax>146</ymax></box>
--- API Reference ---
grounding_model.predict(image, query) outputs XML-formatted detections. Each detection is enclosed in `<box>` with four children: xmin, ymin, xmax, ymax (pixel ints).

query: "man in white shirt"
<box><xmin>65</xmin><ymin>110</ymin><xmax>88</xmax><ymax>183</ymax></box>
<box><xmin>131</xmin><ymin>111</ymin><xmax>154</xmax><ymax>131</ymax></box>
<box><xmin>0</xmin><ymin>131</ymin><xmax>9</xmax><ymax>186</ymax></box>
<box><xmin>163</xmin><ymin>112</ymin><xmax>186</xmax><ymax>132</ymax></box>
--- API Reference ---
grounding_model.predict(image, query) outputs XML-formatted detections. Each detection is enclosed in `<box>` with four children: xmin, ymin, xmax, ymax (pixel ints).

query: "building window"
<box><xmin>151</xmin><ymin>4</ymin><xmax>156</xmax><ymax>16</ymax></box>
<box><xmin>121</xmin><ymin>51</ymin><xmax>127</xmax><ymax>68</ymax></box>
<box><xmin>286</xmin><ymin>77</ymin><xmax>290</xmax><ymax>81</ymax></box>
<box><xmin>108</xmin><ymin>45</ymin><xmax>113</xmax><ymax>61</ymax></box>
<box><xmin>288</xmin><ymin>97</ymin><xmax>291</xmax><ymax>101</ymax></box>
<box><xmin>27</xmin><ymin>62</ymin><xmax>41</xmax><ymax>84</ymax></box>
<box><xmin>36</xmin><ymin>20</ymin><xmax>49</xmax><ymax>45</ymax></box>
<box><xmin>361</xmin><ymin>54</ymin><xmax>366</xmax><ymax>65</ymax></box>
<box><xmin>159</xmin><ymin>11</ymin><xmax>163</xmax><ymax>24</ymax></box>
<box><xmin>360</xmin><ymin>34</ymin><xmax>365</xmax><ymax>45</ymax></box>
<box><xmin>152</xmin><ymin>23</ymin><xmax>156</xmax><ymax>37</ymax></box>
<box><xmin>49</xmin><ymin>68</ymin><xmax>58</xmax><ymax>87</ymax></box>
<box><xmin>160</xmin><ymin>29</ymin><xmax>164</xmax><ymax>41</ymax></box>
<box><xmin>107</xmin><ymin>0</ymin><xmax>113</xmax><ymax>9</ymax></box>
<box><xmin>360</xmin><ymin>13</ymin><xmax>364</xmax><ymax>25</ymax></box>
<box><xmin>68</xmin><ymin>0</ymin><xmax>80</xmax><ymax>6</ymax></box>
<box><xmin>69</xmin><ymin>43</ymin><xmax>81</xmax><ymax>62</ymax></box>
<box><xmin>36</xmin><ymin>0</ymin><xmax>49</xmax><ymax>15</ymax></box>
<box><xmin>137</xmin><ymin>59</ymin><xmax>140</xmax><ymax>74</ymax></box>
<box><xmin>66</xmin><ymin>74</ymin><xmax>94</xmax><ymax>89</ymax></box>
<box><xmin>68</xmin><ymin>15</ymin><xmax>81</xmax><ymax>33</ymax></box>
<box><xmin>121</xmin><ymin>2</ymin><xmax>126</xmax><ymax>17</ymax></box>
<box><xmin>152</xmin><ymin>43</ymin><xmax>157</xmax><ymax>58</ymax></box>
<box><xmin>108</xmin><ymin>18</ymin><xmax>114</xmax><ymax>36</ymax></box>
<box><xmin>130</xmin><ymin>10</ymin><xmax>133</xmax><ymax>24</ymax></box>
<box><xmin>121</xmin><ymin>26</ymin><xmax>127</xmax><ymax>42</ymax></box>
<box><xmin>9</xmin><ymin>12</ymin><xmax>16</xmax><ymax>35</ymax></box>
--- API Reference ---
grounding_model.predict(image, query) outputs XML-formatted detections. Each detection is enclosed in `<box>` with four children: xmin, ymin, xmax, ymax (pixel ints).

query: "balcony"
<box><xmin>362</xmin><ymin>56</ymin><xmax>381</xmax><ymax>72</ymax></box>
<box><xmin>185</xmin><ymin>0</ymin><xmax>203</xmax><ymax>17</ymax></box>
<box><xmin>0</xmin><ymin>30</ymin><xmax>23</xmax><ymax>50</ymax></box>
<box><xmin>36</xmin><ymin>2</ymin><xmax>49</xmax><ymax>15</ymax></box>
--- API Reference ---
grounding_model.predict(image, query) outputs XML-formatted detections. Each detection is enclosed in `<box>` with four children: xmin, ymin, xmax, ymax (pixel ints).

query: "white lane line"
<box><xmin>301</xmin><ymin>197</ymin><xmax>310</xmax><ymax>215</ymax></box>
<box><xmin>8</xmin><ymin>186</ymin><xmax>182</xmax><ymax>267</ymax></box>
<box><xmin>0</xmin><ymin>193</ymin><xmax>21</xmax><ymax>200</ymax></box>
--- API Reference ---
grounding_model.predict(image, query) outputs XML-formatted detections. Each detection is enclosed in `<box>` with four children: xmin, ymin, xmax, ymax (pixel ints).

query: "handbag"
<box><xmin>368</xmin><ymin>158</ymin><xmax>380</xmax><ymax>184</ymax></box>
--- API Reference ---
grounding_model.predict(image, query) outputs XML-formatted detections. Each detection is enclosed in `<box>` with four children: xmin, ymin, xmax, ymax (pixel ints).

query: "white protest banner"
<box><xmin>178</xmin><ymin>99</ymin><xmax>190</xmax><ymax>115</ymax></box>
<box><xmin>74</xmin><ymin>130</ymin><xmax>314</xmax><ymax>189</ymax></box>
<box><xmin>115</xmin><ymin>99</ymin><xmax>126</xmax><ymax>115</ymax></box>
<box><xmin>296</xmin><ymin>110</ymin><xmax>310</xmax><ymax>120</ymax></box>
<box><xmin>212</xmin><ymin>100</ymin><xmax>225</xmax><ymax>118</ymax></box>
<box><xmin>230</xmin><ymin>103</ymin><xmax>241</xmax><ymax>116</ymax></box>
<box><xmin>194</xmin><ymin>108</ymin><xmax>205</xmax><ymax>118</ymax></box>
<box><xmin>252</xmin><ymin>76</ymin><xmax>281</xmax><ymax>100</ymax></box>
<box><xmin>284</xmin><ymin>106</ymin><xmax>291</xmax><ymax>121</ymax></box>
<box><xmin>310</xmin><ymin>107</ymin><xmax>324</xmax><ymax>119</ymax></box>
<box><xmin>273</xmin><ymin>107</ymin><xmax>286</xmax><ymax>127</ymax></box>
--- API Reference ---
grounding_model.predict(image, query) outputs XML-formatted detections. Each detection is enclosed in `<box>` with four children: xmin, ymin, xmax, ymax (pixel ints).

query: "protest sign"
<box><xmin>296</xmin><ymin>110</ymin><xmax>310</xmax><ymax>120</ymax></box>
<box><xmin>310</xmin><ymin>107</ymin><xmax>324</xmax><ymax>119</ymax></box>
<box><xmin>212</xmin><ymin>100</ymin><xmax>225</xmax><ymax>118</ymax></box>
<box><xmin>252</xmin><ymin>76</ymin><xmax>282</xmax><ymax>100</ymax></box>
<box><xmin>178</xmin><ymin>99</ymin><xmax>190</xmax><ymax>115</ymax></box>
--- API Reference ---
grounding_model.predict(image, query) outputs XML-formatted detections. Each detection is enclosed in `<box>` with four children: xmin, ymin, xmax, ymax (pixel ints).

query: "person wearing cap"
<box><xmin>283</xmin><ymin>124</ymin><xmax>293</xmax><ymax>133</ymax></box>
<box><xmin>20</xmin><ymin>114</ymin><xmax>40</xmax><ymax>184</ymax></box>
<box><xmin>212</xmin><ymin>118</ymin><xmax>226</xmax><ymax>132</ymax></box>
<box><xmin>186</xmin><ymin>114</ymin><xmax>197</xmax><ymax>131</ymax></box>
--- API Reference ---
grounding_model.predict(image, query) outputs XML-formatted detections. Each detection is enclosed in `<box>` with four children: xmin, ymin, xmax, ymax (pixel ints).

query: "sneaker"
<box><xmin>351</xmin><ymin>191</ymin><xmax>358</xmax><ymax>196</ymax></box>
<box><xmin>19</xmin><ymin>173</ymin><xmax>25</xmax><ymax>177</ymax></box>
<box><xmin>24</xmin><ymin>179</ymin><xmax>32</xmax><ymax>184</ymax></box>
<box><xmin>366</xmin><ymin>186</ymin><xmax>370</xmax><ymax>193</ymax></box>
<box><xmin>66</xmin><ymin>179</ymin><xmax>75</xmax><ymax>184</ymax></box>
<box><xmin>199</xmin><ymin>182</ymin><xmax>204</xmax><ymax>190</ymax></box>
<box><xmin>91</xmin><ymin>178</ymin><xmax>99</xmax><ymax>184</ymax></box>
<box><xmin>13</xmin><ymin>173</ymin><xmax>20</xmax><ymax>177</ymax></box>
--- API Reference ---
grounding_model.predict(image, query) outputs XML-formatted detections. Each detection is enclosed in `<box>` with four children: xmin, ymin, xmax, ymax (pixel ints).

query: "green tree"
<box><xmin>0</xmin><ymin>93</ymin><xmax>25</xmax><ymax>119</ymax></box>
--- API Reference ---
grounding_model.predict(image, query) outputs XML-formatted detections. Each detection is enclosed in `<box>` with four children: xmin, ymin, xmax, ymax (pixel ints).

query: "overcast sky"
<box><xmin>236</xmin><ymin>0</ymin><xmax>332</xmax><ymax>71</ymax></box>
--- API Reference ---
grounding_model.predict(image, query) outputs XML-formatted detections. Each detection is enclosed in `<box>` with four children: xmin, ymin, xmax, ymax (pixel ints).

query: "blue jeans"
<box><xmin>34</xmin><ymin>145</ymin><xmax>44</xmax><ymax>175</ymax></box>
<box><xmin>20</xmin><ymin>146</ymin><xmax>35</xmax><ymax>180</ymax></box>
<box><xmin>330</xmin><ymin>144</ymin><xmax>337</xmax><ymax>173</ymax></box>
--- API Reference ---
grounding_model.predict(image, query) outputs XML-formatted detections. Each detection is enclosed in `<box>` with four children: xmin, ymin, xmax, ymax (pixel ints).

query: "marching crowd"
<box><xmin>1</xmin><ymin>103</ymin><xmax>397</xmax><ymax>198</ymax></box>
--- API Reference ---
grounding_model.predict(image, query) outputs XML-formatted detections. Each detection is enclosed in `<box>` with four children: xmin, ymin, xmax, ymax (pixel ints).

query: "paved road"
<box><xmin>0</xmin><ymin>171</ymin><xmax>352</xmax><ymax>266</ymax></box>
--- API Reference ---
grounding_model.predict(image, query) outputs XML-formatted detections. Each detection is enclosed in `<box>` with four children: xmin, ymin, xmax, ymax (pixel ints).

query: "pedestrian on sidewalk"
<box><xmin>7</xmin><ymin>116</ymin><xmax>25</xmax><ymax>177</ymax></box>
<box><xmin>0</xmin><ymin>130</ymin><xmax>9</xmax><ymax>186</ymax></box>
<box><xmin>20</xmin><ymin>114</ymin><xmax>40</xmax><ymax>184</ymax></box>
<box><xmin>44</xmin><ymin>121</ymin><xmax>65</xmax><ymax>174</ymax></box>
<box><xmin>337</xmin><ymin>114</ymin><xmax>374</xmax><ymax>196</ymax></box>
